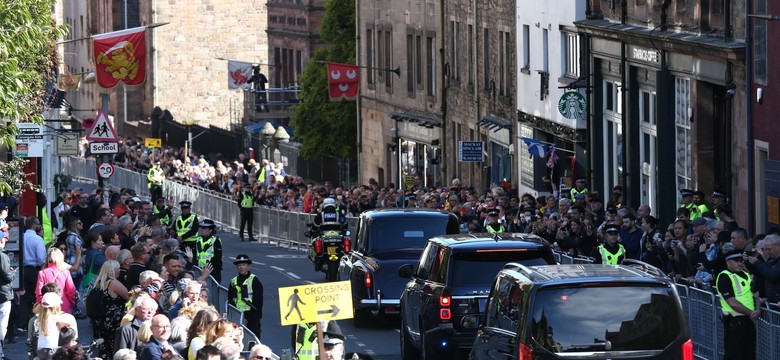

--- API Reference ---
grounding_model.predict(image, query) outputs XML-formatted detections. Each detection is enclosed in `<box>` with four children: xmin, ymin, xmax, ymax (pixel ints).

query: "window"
<box><xmin>296</xmin><ymin>50</ymin><xmax>303</xmax><ymax>79</ymax></box>
<box><xmin>520</xmin><ymin>125</ymin><xmax>534</xmax><ymax>188</ymax></box>
<box><xmin>426</xmin><ymin>36</ymin><xmax>435</xmax><ymax>96</ymax></box>
<box><xmin>522</xmin><ymin>25</ymin><xmax>530</xmax><ymax>70</ymax></box>
<box><xmin>675</xmin><ymin>78</ymin><xmax>692</xmax><ymax>192</ymax></box>
<box><xmin>499</xmin><ymin>30</ymin><xmax>511</xmax><ymax>96</ymax></box>
<box><xmin>273</xmin><ymin>47</ymin><xmax>282</xmax><ymax>87</ymax></box>
<box><xmin>385</xmin><ymin>29</ymin><xmax>393</xmax><ymax>90</ymax></box>
<box><xmin>485</xmin><ymin>277</ymin><xmax>522</xmax><ymax>332</ymax></box>
<box><xmin>563</xmin><ymin>32</ymin><xmax>579</xmax><ymax>78</ymax></box>
<box><xmin>603</xmin><ymin>80</ymin><xmax>623</xmax><ymax>197</ymax></box>
<box><xmin>416</xmin><ymin>35</ymin><xmax>423</xmax><ymax>86</ymax></box>
<box><xmin>639</xmin><ymin>89</ymin><xmax>657</xmax><ymax>212</ymax></box>
<box><xmin>755</xmin><ymin>0</ymin><xmax>767</xmax><ymax>84</ymax></box>
<box><xmin>449</xmin><ymin>21</ymin><xmax>460</xmax><ymax>81</ymax></box>
<box><xmin>366</xmin><ymin>28</ymin><xmax>375</xmax><ymax>84</ymax></box>
<box><xmin>468</xmin><ymin>24</ymin><xmax>474</xmax><ymax>86</ymax></box>
<box><xmin>542</xmin><ymin>29</ymin><xmax>549</xmax><ymax>73</ymax></box>
<box><xmin>377</xmin><ymin>30</ymin><xmax>385</xmax><ymax>83</ymax></box>
<box><xmin>483</xmin><ymin>28</ymin><xmax>490</xmax><ymax>90</ymax></box>
<box><xmin>407</xmin><ymin>34</ymin><xmax>414</xmax><ymax>94</ymax></box>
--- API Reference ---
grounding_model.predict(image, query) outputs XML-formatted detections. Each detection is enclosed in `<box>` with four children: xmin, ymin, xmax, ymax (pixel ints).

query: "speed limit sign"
<box><xmin>97</xmin><ymin>162</ymin><xmax>114</xmax><ymax>179</ymax></box>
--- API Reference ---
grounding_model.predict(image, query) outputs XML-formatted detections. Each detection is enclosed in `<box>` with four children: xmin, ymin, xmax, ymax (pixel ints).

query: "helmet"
<box><xmin>323</xmin><ymin>198</ymin><xmax>337</xmax><ymax>209</ymax></box>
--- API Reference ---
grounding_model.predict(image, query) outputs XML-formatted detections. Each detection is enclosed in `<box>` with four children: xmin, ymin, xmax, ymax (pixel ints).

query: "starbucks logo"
<box><xmin>558</xmin><ymin>91</ymin><xmax>587</xmax><ymax>121</ymax></box>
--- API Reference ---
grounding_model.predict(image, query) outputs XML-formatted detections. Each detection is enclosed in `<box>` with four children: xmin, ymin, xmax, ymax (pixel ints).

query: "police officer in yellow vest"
<box><xmin>237</xmin><ymin>184</ymin><xmax>256</xmax><ymax>242</ymax></box>
<box><xmin>229</xmin><ymin>254</ymin><xmax>263</xmax><ymax>338</ymax></box>
<box><xmin>292</xmin><ymin>321</ymin><xmax>343</xmax><ymax>360</ymax></box>
<box><xmin>174</xmin><ymin>201</ymin><xmax>199</xmax><ymax>253</ymax></box>
<box><xmin>693</xmin><ymin>190</ymin><xmax>711</xmax><ymax>218</ymax></box>
<box><xmin>593</xmin><ymin>224</ymin><xmax>625</xmax><ymax>265</ymax></box>
<box><xmin>147</xmin><ymin>160</ymin><xmax>165</xmax><ymax>203</ymax></box>
<box><xmin>485</xmin><ymin>208</ymin><xmax>505</xmax><ymax>233</ymax></box>
<box><xmin>716</xmin><ymin>250</ymin><xmax>760</xmax><ymax>360</ymax></box>
<box><xmin>570</xmin><ymin>177</ymin><xmax>588</xmax><ymax>204</ymax></box>
<box><xmin>152</xmin><ymin>197</ymin><xmax>172</xmax><ymax>228</ymax></box>
<box><xmin>195</xmin><ymin>219</ymin><xmax>222</xmax><ymax>282</ymax></box>
<box><xmin>679</xmin><ymin>189</ymin><xmax>701</xmax><ymax>220</ymax></box>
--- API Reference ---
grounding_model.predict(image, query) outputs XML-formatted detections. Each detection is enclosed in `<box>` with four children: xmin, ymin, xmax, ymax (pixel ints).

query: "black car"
<box><xmin>399</xmin><ymin>233</ymin><xmax>556</xmax><ymax>359</ymax></box>
<box><xmin>470</xmin><ymin>261</ymin><xmax>693</xmax><ymax>360</ymax></box>
<box><xmin>338</xmin><ymin>208</ymin><xmax>460</xmax><ymax>327</ymax></box>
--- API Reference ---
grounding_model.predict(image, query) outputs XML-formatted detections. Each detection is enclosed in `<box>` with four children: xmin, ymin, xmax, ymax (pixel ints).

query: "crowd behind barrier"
<box><xmin>60</xmin><ymin>156</ymin><xmax>780</xmax><ymax>360</ymax></box>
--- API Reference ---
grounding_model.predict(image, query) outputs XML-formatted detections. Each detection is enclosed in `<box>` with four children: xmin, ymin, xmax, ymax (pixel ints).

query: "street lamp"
<box><xmin>184</xmin><ymin>119</ymin><xmax>197</xmax><ymax>157</ymax></box>
<box><xmin>272</xmin><ymin>126</ymin><xmax>290</xmax><ymax>163</ymax></box>
<box><xmin>261</xmin><ymin>122</ymin><xmax>276</xmax><ymax>160</ymax></box>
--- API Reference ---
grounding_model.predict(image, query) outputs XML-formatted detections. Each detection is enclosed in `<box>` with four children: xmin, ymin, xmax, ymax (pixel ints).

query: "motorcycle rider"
<box><xmin>311</xmin><ymin>198</ymin><xmax>347</xmax><ymax>271</ymax></box>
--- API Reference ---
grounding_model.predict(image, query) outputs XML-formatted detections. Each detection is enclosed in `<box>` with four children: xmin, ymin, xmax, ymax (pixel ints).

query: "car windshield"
<box><xmin>368</xmin><ymin>216</ymin><xmax>451</xmax><ymax>252</ymax></box>
<box><xmin>450</xmin><ymin>251</ymin><xmax>550</xmax><ymax>287</ymax></box>
<box><xmin>530</xmin><ymin>284</ymin><xmax>682</xmax><ymax>353</ymax></box>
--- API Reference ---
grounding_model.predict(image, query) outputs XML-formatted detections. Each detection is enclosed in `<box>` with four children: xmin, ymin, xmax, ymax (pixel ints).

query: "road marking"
<box><xmin>305</xmin><ymin>280</ymin><xmax>316</xmax><ymax>285</ymax></box>
<box><xmin>270</xmin><ymin>266</ymin><xmax>285</xmax><ymax>271</ymax></box>
<box><xmin>355</xmin><ymin>342</ymin><xmax>365</xmax><ymax>347</ymax></box>
<box><xmin>394</xmin><ymin>329</ymin><xmax>400</xmax><ymax>333</ymax></box>
<box><xmin>287</xmin><ymin>272</ymin><xmax>301</xmax><ymax>279</ymax></box>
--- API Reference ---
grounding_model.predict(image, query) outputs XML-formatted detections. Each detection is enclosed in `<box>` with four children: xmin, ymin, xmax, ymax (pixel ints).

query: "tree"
<box><xmin>290</xmin><ymin>0</ymin><xmax>356</xmax><ymax>159</ymax></box>
<box><xmin>0</xmin><ymin>0</ymin><xmax>66</xmax><ymax>194</ymax></box>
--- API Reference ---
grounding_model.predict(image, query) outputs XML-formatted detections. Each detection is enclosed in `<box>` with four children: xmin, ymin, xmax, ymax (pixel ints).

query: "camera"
<box><xmin>746</xmin><ymin>249</ymin><xmax>758</xmax><ymax>257</ymax></box>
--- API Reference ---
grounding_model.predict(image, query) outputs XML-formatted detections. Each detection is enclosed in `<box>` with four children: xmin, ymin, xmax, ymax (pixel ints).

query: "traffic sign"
<box><xmin>97</xmin><ymin>162</ymin><xmax>114</xmax><ymax>178</ymax></box>
<box><xmin>278</xmin><ymin>281</ymin><xmax>353</xmax><ymax>326</ymax></box>
<box><xmin>86</xmin><ymin>109</ymin><xmax>118</xmax><ymax>141</ymax></box>
<box><xmin>89</xmin><ymin>142</ymin><xmax>119</xmax><ymax>154</ymax></box>
<box><xmin>145</xmin><ymin>137</ymin><xmax>162</xmax><ymax>148</ymax></box>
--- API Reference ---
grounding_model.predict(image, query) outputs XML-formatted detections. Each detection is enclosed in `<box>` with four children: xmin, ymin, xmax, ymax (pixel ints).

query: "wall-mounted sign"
<box><xmin>56</xmin><ymin>133</ymin><xmax>80</xmax><ymax>156</ymax></box>
<box><xmin>14</xmin><ymin>123</ymin><xmax>44</xmax><ymax>157</ymax></box>
<box><xmin>459</xmin><ymin>141</ymin><xmax>484</xmax><ymax>162</ymax></box>
<box><xmin>631</xmin><ymin>47</ymin><xmax>660</xmax><ymax>63</ymax></box>
<box><xmin>558</xmin><ymin>91</ymin><xmax>586</xmax><ymax>121</ymax></box>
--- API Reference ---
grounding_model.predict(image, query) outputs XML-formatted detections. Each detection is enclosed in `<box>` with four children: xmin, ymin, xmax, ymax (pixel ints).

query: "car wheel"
<box><xmin>353</xmin><ymin>308</ymin><xmax>370</xmax><ymax>328</ymax></box>
<box><xmin>400</xmin><ymin>317</ymin><xmax>420</xmax><ymax>360</ymax></box>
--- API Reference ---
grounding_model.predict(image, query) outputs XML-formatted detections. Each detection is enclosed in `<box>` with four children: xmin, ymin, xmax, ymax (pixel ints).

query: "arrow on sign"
<box><xmin>317</xmin><ymin>305</ymin><xmax>340</xmax><ymax>318</ymax></box>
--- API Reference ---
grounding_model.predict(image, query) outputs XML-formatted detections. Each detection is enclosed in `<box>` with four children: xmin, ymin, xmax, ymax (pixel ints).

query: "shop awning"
<box><xmin>478</xmin><ymin>114</ymin><xmax>512</xmax><ymax>131</ymax></box>
<box><xmin>390</xmin><ymin>111</ymin><xmax>442</xmax><ymax>128</ymax></box>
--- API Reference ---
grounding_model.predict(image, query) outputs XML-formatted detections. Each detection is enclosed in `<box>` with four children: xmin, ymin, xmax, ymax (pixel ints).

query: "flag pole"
<box><xmin>56</xmin><ymin>22</ymin><xmax>170</xmax><ymax>45</ymax></box>
<box><xmin>314</xmin><ymin>61</ymin><xmax>401</xmax><ymax>78</ymax></box>
<box><xmin>517</xmin><ymin>136</ymin><xmax>577</xmax><ymax>154</ymax></box>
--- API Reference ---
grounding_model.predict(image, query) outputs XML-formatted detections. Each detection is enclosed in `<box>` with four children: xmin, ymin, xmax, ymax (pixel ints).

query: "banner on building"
<box><xmin>92</xmin><ymin>26</ymin><xmax>147</xmax><ymax>88</ymax></box>
<box><xmin>327</xmin><ymin>62</ymin><xmax>359</xmax><ymax>101</ymax></box>
<box><xmin>228</xmin><ymin>60</ymin><xmax>253</xmax><ymax>89</ymax></box>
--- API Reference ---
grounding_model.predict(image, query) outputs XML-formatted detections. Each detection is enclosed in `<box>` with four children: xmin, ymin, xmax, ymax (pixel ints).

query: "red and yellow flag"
<box><xmin>327</xmin><ymin>62</ymin><xmax>359</xmax><ymax>101</ymax></box>
<box><xmin>92</xmin><ymin>26</ymin><xmax>147</xmax><ymax>88</ymax></box>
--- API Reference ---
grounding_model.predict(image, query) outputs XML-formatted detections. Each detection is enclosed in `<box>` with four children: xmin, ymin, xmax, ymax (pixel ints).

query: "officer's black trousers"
<box><xmin>240</xmin><ymin>207</ymin><xmax>254</xmax><ymax>240</ymax></box>
<box><xmin>723</xmin><ymin>315</ymin><xmax>756</xmax><ymax>360</ymax></box>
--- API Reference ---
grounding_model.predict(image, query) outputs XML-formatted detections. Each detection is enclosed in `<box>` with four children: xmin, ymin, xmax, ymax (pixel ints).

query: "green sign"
<box><xmin>558</xmin><ymin>91</ymin><xmax>586</xmax><ymax>121</ymax></box>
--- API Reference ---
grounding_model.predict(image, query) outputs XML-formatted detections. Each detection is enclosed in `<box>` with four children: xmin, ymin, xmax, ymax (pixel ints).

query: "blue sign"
<box><xmin>459</xmin><ymin>141</ymin><xmax>484</xmax><ymax>162</ymax></box>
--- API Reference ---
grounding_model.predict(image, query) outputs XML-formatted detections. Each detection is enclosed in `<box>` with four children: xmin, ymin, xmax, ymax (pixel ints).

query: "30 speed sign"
<box><xmin>97</xmin><ymin>162</ymin><xmax>114</xmax><ymax>179</ymax></box>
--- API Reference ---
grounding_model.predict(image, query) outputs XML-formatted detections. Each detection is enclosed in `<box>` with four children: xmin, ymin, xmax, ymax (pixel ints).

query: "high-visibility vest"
<box><xmin>240</xmin><ymin>193</ymin><xmax>254</xmax><ymax>208</ymax></box>
<box><xmin>231</xmin><ymin>273</ymin><xmax>256</xmax><ymax>311</ymax></box>
<box><xmin>697</xmin><ymin>204</ymin><xmax>710</xmax><ymax>217</ymax></box>
<box><xmin>147</xmin><ymin>167</ymin><xmax>163</xmax><ymax>188</ymax></box>
<box><xmin>717</xmin><ymin>270</ymin><xmax>755</xmax><ymax>316</ymax></box>
<box><xmin>297</xmin><ymin>323</ymin><xmax>318</xmax><ymax>360</ymax></box>
<box><xmin>257</xmin><ymin>167</ymin><xmax>266</xmax><ymax>183</ymax></box>
<box><xmin>196</xmin><ymin>235</ymin><xmax>220</xmax><ymax>268</ymax></box>
<box><xmin>598</xmin><ymin>244</ymin><xmax>625</xmax><ymax>265</ymax></box>
<box><xmin>487</xmin><ymin>224</ymin><xmax>505</xmax><ymax>233</ymax></box>
<box><xmin>37</xmin><ymin>206</ymin><xmax>53</xmax><ymax>246</ymax></box>
<box><xmin>153</xmin><ymin>206</ymin><xmax>171</xmax><ymax>226</ymax></box>
<box><xmin>682</xmin><ymin>202</ymin><xmax>701</xmax><ymax>220</ymax></box>
<box><xmin>176</xmin><ymin>214</ymin><xmax>198</xmax><ymax>242</ymax></box>
<box><xmin>570</xmin><ymin>187</ymin><xmax>588</xmax><ymax>202</ymax></box>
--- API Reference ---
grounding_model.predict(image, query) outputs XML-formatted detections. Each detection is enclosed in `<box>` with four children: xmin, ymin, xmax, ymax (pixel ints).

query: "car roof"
<box><xmin>501</xmin><ymin>263</ymin><xmax>671</xmax><ymax>284</ymax></box>
<box><xmin>428</xmin><ymin>233</ymin><xmax>550</xmax><ymax>251</ymax></box>
<box><xmin>360</xmin><ymin>208</ymin><xmax>453</xmax><ymax>219</ymax></box>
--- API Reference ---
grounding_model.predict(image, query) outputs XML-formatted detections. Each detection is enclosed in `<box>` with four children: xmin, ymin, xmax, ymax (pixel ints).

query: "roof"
<box><xmin>360</xmin><ymin>207</ymin><xmax>452</xmax><ymax>218</ymax></box>
<box><xmin>429</xmin><ymin>233</ymin><xmax>549</xmax><ymax>251</ymax></box>
<box><xmin>510</xmin><ymin>264</ymin><xmax>670</xmax><ymax>284</ymax></box>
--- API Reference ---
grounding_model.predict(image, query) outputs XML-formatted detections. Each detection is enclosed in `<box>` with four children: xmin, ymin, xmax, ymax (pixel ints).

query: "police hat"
<box><xmin>487</xmin><ymin>209</ymin><xmax>500</xmax><ymax>217</ymax></box>
<box><xmin>201</xmin><ymin>219</ymin><xmax>216</xmax><ymax>229</ymax></box>
<box><xmin>243</xmin><ymin>183</ymin><xmax>252</xmax><ymax>188</ymax></box>
<box><xmin>604</xmin><ymin>224</ymin><xmax>621</xmax><ymax>233</ymax></box>
<box><xmin>323</xmin><ymin>321</ymin><xmax>346</xmax><ymax>343</ymax></box>
<box><xmin>179</xmin><ymin>201</ymin><xmax>192</xmax><ymax>208</ymax></box>
<box><xmin>680</xmin><ymin>189</ymin><xmax>694</xmax><ymax>197</ymax></box>
<box><xmin>575</xmin><ymin>178</ymin><xmax>586</xmax><ymax>184</ymax></box>
<box><xmin>712</xmin><ymin>191</ymin><xmax>727</xmax><ymax>198</ymax></box>
<box><xmin>724</xmin><ymin>250</ymin><xmax>744</xmax><ymax>262</ymax></box>
<box><xmin>233</xmin><ymin>254</ymin><xmax>252</xmax><ymax>265</ymax></box>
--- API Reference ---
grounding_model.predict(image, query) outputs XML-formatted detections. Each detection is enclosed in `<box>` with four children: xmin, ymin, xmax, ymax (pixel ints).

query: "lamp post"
<box><xmin>272</xmin><ymin>126</ymin><xmax>290</xmax><ymax>164</ymax></box>
<box><xmin>184</xmin><ymin>119</ymin><xmax>197</xmax><ymax>158</ymax></box>
<box><xmin>261</xmin><ymin>122</ymin><xmax>276</xmax><ymax>160</ymax></box>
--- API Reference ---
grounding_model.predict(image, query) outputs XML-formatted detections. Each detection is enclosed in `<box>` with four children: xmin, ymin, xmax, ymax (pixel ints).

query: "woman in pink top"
<box><xmin>35</xmin><ymin>248</ymin><xmax>77</xmax><ymax>313</ymax></box>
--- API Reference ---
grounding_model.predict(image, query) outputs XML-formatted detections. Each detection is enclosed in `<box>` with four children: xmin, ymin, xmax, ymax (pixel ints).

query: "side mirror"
<box><xmin>398</xmin><ymin>264</ymin><xmax>415</xmax><ymax>278</ymax></box>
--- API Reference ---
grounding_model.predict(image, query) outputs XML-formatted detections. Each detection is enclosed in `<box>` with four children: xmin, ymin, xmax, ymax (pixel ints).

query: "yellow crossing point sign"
<box><xmin>145</xmin><ymin>137</ymin><xmax>162</xmax><ymax>148</ymax></box>
<box><xmin>278</xmin><ymin>281</ymin><xmax>354</xmax><ymax>326</ymax></box>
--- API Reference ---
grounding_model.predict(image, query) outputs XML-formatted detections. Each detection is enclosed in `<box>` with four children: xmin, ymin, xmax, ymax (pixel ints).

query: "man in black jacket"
<box><xmin>114</xmin><ymin>295</ymin><xmax>158</xmax><ymax>353</ymax></box>
<box><xmin>0</xmin><ymin>226</ymin><xmax>16</xmax><ymax>359</ymax></box>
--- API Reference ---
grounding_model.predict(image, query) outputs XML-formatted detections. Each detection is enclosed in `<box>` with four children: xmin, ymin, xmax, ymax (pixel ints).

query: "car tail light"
<box><xmin>439</xmin><ymin>308</ymin><xmax>451</xmax><ymax>320</ymax></box>
<box><xmin>519</xmin><ymin>343</ymin><xmax>533</xmax><ymax>360</ymax></box>
<box><xmin>364</xmin><ymin>272</ymin><xmax>372</xmax><ymax>288</ymax></box>
<box><xmin>440</xmin><ymin>296</ymin><xmax>451</xmax><ymax>306</ymax></box>
<box><xmin>314</xmin><ymin>239</ymin><xmax>323</xmax><ymax>254</ymax></box>
<box><xmin>439</xmin><ymin>295</ymin><xmax>451</xmax><ymax>321</ymax></box>
<box><xmin>343</xmin><ymin>238</ymin><xmax>351</xmax><ymax>253</ymax></box>
<box><xmin>681</xmin><ymin>339</ymin><xmax>693</xmax><ymax>360</ymax></box>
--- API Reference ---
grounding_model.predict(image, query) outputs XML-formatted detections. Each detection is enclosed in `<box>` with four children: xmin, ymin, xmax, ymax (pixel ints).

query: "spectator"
<box><xmin>187</xmin><ymin>308</ymin><xmax>219</xmax><ymax>359</ymax></box>
<box><xmin>169</xmin><ymin>316</ymin><xmax>191</xmax><ymax>356</ymax></box>
<box><xmin>619</xmin><ymin>214</ymin><xmax>642</xmax><ymax>260</ymax></box>
<box><xmin>92</xmin><ymin>260</ymin><xmax>130</xmax><ymax>359</ymax></box>
<box><xmin>115</xmin><ymin>295</ymin><xmax>158</xmax><ymax>353</ymax></box>
<box><xmin>139</xmin><ymin>314</ymin><xmax>175</xmax><ymax>360</ymax></box>
<box><xmin>114</xmin><ymin>348</ymin><xmax>138</xmax><ymax>360</ymax></box>
<box><xmin>35</xmin><ymin>248</ymin><xmax>77</xmax><ymax>314</ymax></box>
<box><xmin>36</xmin><ymin>292</ymin><xmax>78</xmax><ymax>360</ymax></box>
<box><xmin>746</xmin><ymin>234</ymin><xmax>780</xmax><ymax>306</ymax></box>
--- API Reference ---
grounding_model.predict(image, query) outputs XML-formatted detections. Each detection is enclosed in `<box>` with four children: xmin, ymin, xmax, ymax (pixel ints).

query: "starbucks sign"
<box><xmin>558</xmin><ymin>91</ymin><xmax>586</xmax><ymax>121</ymax></box>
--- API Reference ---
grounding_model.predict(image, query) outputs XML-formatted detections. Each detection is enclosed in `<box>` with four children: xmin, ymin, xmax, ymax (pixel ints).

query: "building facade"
<box><xmin>576</xmin><ymin>0</ymin><xmax>746</xmax><ymax>223</ymax></box>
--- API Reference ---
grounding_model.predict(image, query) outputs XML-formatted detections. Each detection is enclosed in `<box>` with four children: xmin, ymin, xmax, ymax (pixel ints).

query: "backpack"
<box><xmin>85</xmin><ymin>284</ymin><xmax>106</xmax><ymax>319</ymax></box>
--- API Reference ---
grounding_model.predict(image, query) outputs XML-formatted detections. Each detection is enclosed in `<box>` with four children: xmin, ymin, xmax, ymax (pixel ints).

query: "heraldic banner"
<box><xmin>92</xmin><ymin>26</ymin><xmax>147</xmax><ymax>89</ymax></box>
<box><xmin>327</xmin><ymin>62</ymin><xmax>359</xmax><ymax>101</ymax></box>
<box><xmin>228</xmin><ymin>60</ymin><xmax>253</xmax><ymax>89</ymax></box>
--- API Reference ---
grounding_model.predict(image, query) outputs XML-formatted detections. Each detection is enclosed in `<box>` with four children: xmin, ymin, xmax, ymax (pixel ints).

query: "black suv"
<box><xmin>398</xmin><ymin>233</ymin><xmax>556</xmax><ymax>359</ymax></box>
<box><xmin>470</xmin><ymin>261</ymin><xmax>693</xmax><ymax>360</ymax></box>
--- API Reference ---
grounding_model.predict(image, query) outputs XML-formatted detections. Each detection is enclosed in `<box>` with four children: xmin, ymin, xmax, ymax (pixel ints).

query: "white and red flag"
<box><xmin>92</xmin><ymin>26</ymin><xmax>147</xmax><ymax>89</ymax></box>
<box><xmin>327</xmin><ymin>62</ymin><xmax>359</xmax><ymax>101</ymax></box>
<box><xmin>228</xmin><ymin>60</ymin><xmax>253</xmax><ymax>89</ymax></box>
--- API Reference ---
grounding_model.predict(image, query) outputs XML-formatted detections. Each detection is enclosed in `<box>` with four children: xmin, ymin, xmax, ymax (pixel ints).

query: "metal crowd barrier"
<box><xmin>227</xmin><ymin>303</ymin><xmax>245</xmax><ymax>325</ymax></box>
<box><xmin>60</xmin><ymin>156</ymin><xmax>780</xmax><ymax>360</ymax></box>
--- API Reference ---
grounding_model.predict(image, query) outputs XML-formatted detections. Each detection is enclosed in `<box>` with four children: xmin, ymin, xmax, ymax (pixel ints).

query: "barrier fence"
<box><xmin>61</xmin><ymin>156</ymin><xmax>780</xmax><ymax>360</ymax></box>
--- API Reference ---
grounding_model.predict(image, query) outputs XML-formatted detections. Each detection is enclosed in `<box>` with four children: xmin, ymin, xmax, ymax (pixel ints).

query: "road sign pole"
<box><xmin>316</xmin><ymin>322</ymin><xmax>325</xmax><ymax>360</ymax></box>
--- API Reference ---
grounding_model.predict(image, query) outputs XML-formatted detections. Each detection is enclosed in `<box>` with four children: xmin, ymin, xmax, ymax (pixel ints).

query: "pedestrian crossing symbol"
<box><xmin>86</xmin><ymin>109</ymin><xmax>119</xmax><ymax>142</ymax></box>
<box><xmin>278</xmin><ymin>281</ymin><xmax>353</xmax><ymax>326</ymax></box>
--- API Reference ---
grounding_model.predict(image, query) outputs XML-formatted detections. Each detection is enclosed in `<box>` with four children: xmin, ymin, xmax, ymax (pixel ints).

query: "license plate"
<box><xmin>327</xmin><ymin>246</ymin><xmax>338</xmax><ymax>255</ymax></box>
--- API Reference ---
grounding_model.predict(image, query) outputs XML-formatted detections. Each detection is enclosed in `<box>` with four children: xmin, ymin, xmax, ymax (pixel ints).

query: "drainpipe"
<box><xmin>440</xmin><ymin>0</ymin><xmax>448</xmax><ymax>186</ymax></box>
<box><xmin>746</xmin><ymin>0</ymin><xmax>755</xmax><ymax>235</ymax></box>
<box><xmin>724</xmin><ymin>0</ymin><xmax>732</xmax><ymax>41</ymax></box>
<box><xmin>472</xmin><ymin>0</ymin><xmax>480</xmax><ymax>189</ymax></box>
<box><xmin>620</xmin><ymin>0</ymin><xmax>628</xmax><ymax>205</ymax></box>
<box><xmin>356</xmin><ymin>0</ymin><xmax>362</xmax><ymax>185</ymax></box>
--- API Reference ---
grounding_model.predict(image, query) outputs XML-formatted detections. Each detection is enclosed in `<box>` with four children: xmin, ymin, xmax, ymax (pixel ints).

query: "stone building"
<box><xmin>576</xmin><ymin>0</ymin><xmax>747</xmax><ymax>224</ymax></box>
<box><xmin>267</xmin><ymin>0</ymin><xmax>326</xmax><ymax>89</ymax></box>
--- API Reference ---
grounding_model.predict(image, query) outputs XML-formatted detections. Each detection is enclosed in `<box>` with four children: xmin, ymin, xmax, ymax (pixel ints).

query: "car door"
<box><xmin>341</xmin><ymin>216</ymin><xmax>368</xmax><ymax>298</ymax></box>
<box><xmin>403</xmin><ymin>242</ymin><xmax>438</xmax><ymax>343</ymax></box>
<box><xmin>471</xmin><ymin>276</ymin><xmax>524</xmax><ymax>360</ymax></box>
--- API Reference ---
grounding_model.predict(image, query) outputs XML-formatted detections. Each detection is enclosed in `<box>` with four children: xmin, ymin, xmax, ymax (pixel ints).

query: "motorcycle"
<box><xmin>305</xmin><ymin>223</ymin><xmax>351</xmax><ymax>282</ymax></box>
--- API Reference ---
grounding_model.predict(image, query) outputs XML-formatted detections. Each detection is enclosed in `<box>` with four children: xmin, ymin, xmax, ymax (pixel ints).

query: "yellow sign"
<box><xmin>145</xmin><ymin>137</ymin><xmax>162</xmax><ymax>148</ymax></box>
<box><xmin>278</xmin><ymin>281</ymin><xmax>354</xmax><ymax>326</ymax></box>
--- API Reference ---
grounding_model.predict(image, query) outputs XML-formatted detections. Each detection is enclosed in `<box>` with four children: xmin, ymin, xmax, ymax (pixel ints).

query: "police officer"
<box><xmin>593</xmin><ymin>224</ymin><xmax>625</xmax><ymax>265</ymax></box>
<box><xmin>485</xmin><ymin>209</ymin><xmax>504</xmax><ymax>233</ymax></box>
<box><xmin>292</xmin><ymin>321</ymin><xmax>343</xmax><ymax>360</ymax></box>
<box><xmin>229</xmin><ymin>254</ymin><xmax>263</xmax><ymax>339</ymax></box>
<box><xmin>570</xmin><ymin>177</ymin><xmax>588</xmax><ymax>204</ymax></box>
<box><xmin>237</xmin><ymin>184</ymin><xmax>256</xmax><ymax>242</ymax></box>
<box><xmin>147</xmin><ymin>160</ymin><xmax>165</xmax><ymax>204</ymax></box>
<box><xmin>152</xmin><ymin>197</ymin><xmax>172</xmax><ymax>228</ymax></box>
<box><xmin>195</xmin><ymin>219</ymin><xmax>222</xmax><ymax>282</ymax></box>
<box><xmin>679</xmin><ymin>189</ymin><xmax>701</xmax><ymax>220</ymax></box>
<box><xmin>313</xmin><ymin>198</ymin><xmax>347</xmax><ymax>235</ymax></box>
<box><xmin>174</xmin><ymin>201</ymin><xmax>199</xmax><ymax>253</ymax></box>
<box><xmin>716</xmin><ymin>250</ymin><xmax>759</xmax><ymax>360</ymax></box>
